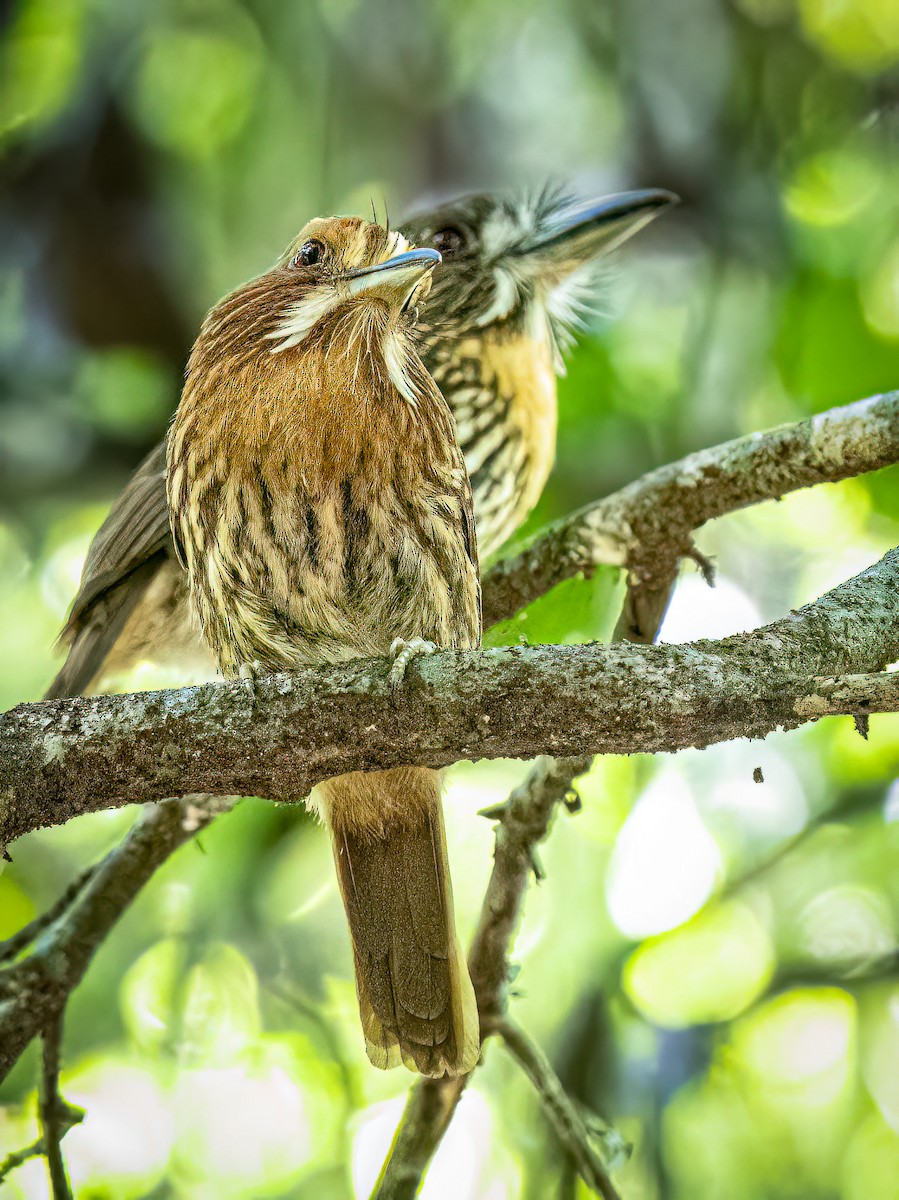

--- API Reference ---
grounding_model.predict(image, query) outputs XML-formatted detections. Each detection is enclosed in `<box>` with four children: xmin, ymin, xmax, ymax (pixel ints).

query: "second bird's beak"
<box><xmin>514</xmin><ymin>189</ymin><xmax>678</xmax><ymax>281</ymax></box>
<box><xmin>340</xmin><ymin>247</ymin><xmax>442</xmax><ymax>312</ymax></box>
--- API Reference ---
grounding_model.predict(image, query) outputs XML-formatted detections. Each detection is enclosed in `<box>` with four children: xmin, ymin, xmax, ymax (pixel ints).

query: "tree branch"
<box><xmin>0</xmin><ymin>862</ymin><xmax>99</xmax><ymax>963</ymax></box>
<box><xmin>496</xmin><ymin>1019</ymin><xmax>626</xmax><ymax>1200</ymax></box>
<box><xmin>2</xmin><ymin>547</ymin><xmax>898</xmax><ymax>841</ymax></box>
<box><xmin>0</xmin><ymin>797</ymin><xmax>232</xmax><ymax>1081</ymax></box>
<box><xmin>482</xmin><ymin>390</ymin><xmax>899</xmax><ymax>627</ymax></box>
<box><xmin>4</xmin><ymin>391</ymin><xmax>896</xmax><ymax>843</ymax></box>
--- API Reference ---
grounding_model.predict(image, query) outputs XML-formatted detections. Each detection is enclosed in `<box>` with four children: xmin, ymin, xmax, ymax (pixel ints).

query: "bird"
<box><xmin>166</xmin><ymin>216</ymin><xmax>481</xmax><ymax>1076</ymax></box>
<box><xmin>47</xmin><ymin>185</ymin><xmax>675</xmax><ymax>700</ymax></box>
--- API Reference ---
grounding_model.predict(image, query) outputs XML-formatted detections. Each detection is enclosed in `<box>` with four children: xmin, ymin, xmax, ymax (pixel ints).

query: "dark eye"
<box><xmin>430</xmin><ymin>225</ymin><xmax>466</xmax><ymax>258</ymax></box>
<box><xmin>292</xmin><ymin>239</ymin><xmax>325</xmax><ymax>268</ymax></box>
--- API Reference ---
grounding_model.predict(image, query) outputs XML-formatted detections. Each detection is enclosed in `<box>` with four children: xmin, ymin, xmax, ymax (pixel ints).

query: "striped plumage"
<box><xmin>48</xmin><ymin>185</ymin><xmax>675</xmax><ymax>698</ymax></box>
<box><xmin>402</xmin><ymin>185</ymin><xmax>675</xmax><ymax>558</ymax></box>
<box><xmin>167</xmin><ymin>217</ymin><xmax>480</xmax><ymax>1076</ymax></box>
<box><xmin>167</xmin><ymin>249</ymin><xmax>479</xmax><ymax>674</ymax></box>
<box><xmin>425</xmin><ymin>332</ymin><xmax>556</xmax><ymax>560</ymax></box>
<box><xmin>44</xmin><ymin>188</ymin><xmax>676</xmax><ymax>1072</ymax></box>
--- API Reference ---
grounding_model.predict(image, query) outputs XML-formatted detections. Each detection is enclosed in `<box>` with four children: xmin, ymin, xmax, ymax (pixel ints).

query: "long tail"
<box><xmin>316</xmin><ymin>766</ymin><xmax>479</xmax><ymax>1077</ymax></box>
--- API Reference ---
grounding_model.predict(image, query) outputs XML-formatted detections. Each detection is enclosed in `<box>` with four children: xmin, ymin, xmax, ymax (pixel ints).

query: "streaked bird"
<box><xmin>404</xmin><ymin>186</ymin><xmax>676</xmax><ymax>556</ymax></box>
<box><xmin>48</xmin><ymin>185</ymin><xmax>674</xmax><ymax>699</ymax></box>
<box><xmin>167</xmin><ymin>217</ymin><xmax>481</xmax><ymax>1075</ymax></box>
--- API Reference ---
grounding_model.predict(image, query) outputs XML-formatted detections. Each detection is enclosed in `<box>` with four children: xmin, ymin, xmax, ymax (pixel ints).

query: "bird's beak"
<box><xmin>513</xmin><ymin>189</ymin><xmax>678</xmax><ymax>280</ymax></box>
<box><xmin>340</xmin><ymin>247</ymin><xmax>442</xmax><ymax>311</ymax></box>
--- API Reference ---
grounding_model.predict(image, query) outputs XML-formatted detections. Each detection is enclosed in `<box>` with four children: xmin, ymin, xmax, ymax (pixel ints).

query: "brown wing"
<box><xmin>46</xmin><ymin>440</ymin><xmax>175</xmax><ymax>698</ymax></box>
<box><xmin>459</xmin><ymin>464</ymin><xmax>482</xmax><ymax>644</ymax></box>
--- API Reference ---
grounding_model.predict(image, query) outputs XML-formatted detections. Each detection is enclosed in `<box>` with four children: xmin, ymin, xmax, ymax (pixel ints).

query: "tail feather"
<box><xmin>321</xmin><ymin>767</ymin><xmax>478</xmax><ymax>1077</ymax></box>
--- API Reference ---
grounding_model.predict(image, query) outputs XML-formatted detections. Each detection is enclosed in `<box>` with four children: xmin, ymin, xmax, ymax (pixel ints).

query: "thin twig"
<box><xmin>0</xmin><ymin>1083</ymin><xmax>83</xmax><ymax>1186</ymax></box>
<box><xmin>39</xmin><ymin>1010</ymin><xmax>79</xmax><ymax>1200</ymax></box>
<box><xmin>372</xmin><ymin>1073</ymin><xmax>467</xmax><ymax>1200</ymax></box>
<box><xmin>469</xmin><ymin>755</ymin><xmax>595</xmax><ymax>1022</ymax></box>
<box><xmin>496</xmin><ymin>1018</ymin><xmax>625</xmax><ymax>1200</ymax></box>
<box><xmin>0</xmin><ymin>862</ymin><xmax>99</xmax><ymax>963</ymax></box>
<box><xmin>0</xmin><ymin>1137</ymin><xmax>47</xmax><ymax>1184</ymax></box>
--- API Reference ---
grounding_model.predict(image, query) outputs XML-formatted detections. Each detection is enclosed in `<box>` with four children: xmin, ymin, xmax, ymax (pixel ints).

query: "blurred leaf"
<box><xmin>798</xmin><ymin>0</ymin><xmax>899</xmax><ymax>73</ymax></box>
<box><xmin>731</xmin><ymin>988</ymin><xmax>857</xmax><ymax>1111</ymax></box>
<box><xmin>129</xmin><ymin>23</ymin><xmax>263</xmax><ymax>157</ymax></box>
<box><xmin>0</xmin><ymin>0</ymin><xmax>84</xmax><ymax>137</ymax></box>
<box><xmin>76</xmin><ymin>349</ymin><xmax>176</xmax><ymax>440</ymax></box>
<box><xmin>623</xmin><ymin>899</ymin><xmax>775</xmax><ymax>1026</ymax></box>
<box><xmin>62</xmin><ymin>1053</ymin><xmax>175</xmax><ymax>1197</ymax></box>
<box><xmin>120</xmin><ymin>936</ymin><xmax>186</xmax><ymax>1054</ymax></box>
<box><xmin>180</xmin><ymin>942</ymin><xmax>261</xmax><ymax>1064</ymax></box>
<box><xmin>0</xmin><ymin>875</ymin><xmax>36</xmax><ymax>938</ymax></box>
<box><xmin>775</xmin><ymin>269</ymin><xmax>899</xmax><ymax>407</ymax></box>
<box><xmin>844</xmin><ymin>1114</ymin><xmax>899</xmax><ymax>1200</ymax></box>
<box><xmin>785</xmin><ymin>147</ymin><xmax>881</xmax><ymax>228</ymax></box>
<box><xmin>171</xmin><ymin>1034</ymin><xmax>343</xmax><ymax>1197</ymax></box>
<box><xmin>484</xmin><ymin>564</ymin><xmax>624</xmax><ymax>648</ymax></box>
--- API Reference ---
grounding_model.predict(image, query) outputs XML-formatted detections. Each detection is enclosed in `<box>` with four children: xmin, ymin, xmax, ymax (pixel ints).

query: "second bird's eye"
<box><xmin>293</xmin><ymin>239</ymin><xmax>325</xmax><ymax>267</ymax></box>
<box><xmin>430</xmin><ymin>225</ymin><xmax>466</xmax><ymax>257</ymax></box>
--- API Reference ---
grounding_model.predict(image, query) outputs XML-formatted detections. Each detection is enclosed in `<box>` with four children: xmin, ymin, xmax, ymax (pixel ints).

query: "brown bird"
<box><xmin>48</xmin><ymin>186</ymin><xmax>674</xmax><ymax>699</ymax></box>
<box><xmin>166</xmin><ymin>216</ymin><xmax>480</xmax><ymax>1076</ymax></box>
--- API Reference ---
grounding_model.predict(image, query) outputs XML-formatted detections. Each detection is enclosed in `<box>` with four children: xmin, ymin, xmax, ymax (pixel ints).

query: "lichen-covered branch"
<box><xmin>482</xmin><ymin>391</ymin><xmax>899</xmax><ymax>627</ymax></box>
<box><xmin>2</xmin><ymin>391</ymin><xmax>895</xmax><ymax>847</ymax></box>
<box><xmin>793</xmin><ymin>670</ymin><xmax>899</xmax><ymax>719</ymax></box>
<box><xmin>3</xmin><ymin>547</ymin><xmax>898</xmax><ymax>843</ymax></box>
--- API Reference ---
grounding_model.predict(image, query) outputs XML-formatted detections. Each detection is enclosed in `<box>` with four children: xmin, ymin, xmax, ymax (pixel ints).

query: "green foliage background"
<box><xmin>2</xmin><ymin>0</ymin><xmax>899</xmax><ymax>1196</ymax></box>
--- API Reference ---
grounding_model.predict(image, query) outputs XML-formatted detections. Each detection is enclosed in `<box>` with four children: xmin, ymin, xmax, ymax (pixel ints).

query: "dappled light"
<box><xmin>2</xmin><ymin>0</ymin><xmax>899</xmax><ymax>1197</ymax></box>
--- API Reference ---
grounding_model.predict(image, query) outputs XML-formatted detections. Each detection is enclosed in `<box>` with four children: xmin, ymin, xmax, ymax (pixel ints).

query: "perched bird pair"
<box><xmin>50</xmin><ymin>186</ymin><xmax>675</xmax><ymax>1075</ymax></box>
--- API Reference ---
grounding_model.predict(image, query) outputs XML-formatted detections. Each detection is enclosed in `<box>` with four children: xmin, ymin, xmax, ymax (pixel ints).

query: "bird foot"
<box><xmin>388</xmin><ymin>638</ymin><xmax>437</xmax><ymax>688</ymax></box>
<box><xmin>237</xmin><ymin>659</ymin><xmax>263</xmax><ymax>705</ymax></box>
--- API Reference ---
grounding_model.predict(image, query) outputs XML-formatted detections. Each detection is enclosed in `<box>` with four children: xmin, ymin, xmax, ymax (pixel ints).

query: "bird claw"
<box><xmin>238</xmin><ymin>660</ymin><xmax>263</xmax><ymax>706</ymax></box>
<box><xmin>388</xmin><ymin>638</ymin><xmax>437</xmax><ymax>688</ymax></box>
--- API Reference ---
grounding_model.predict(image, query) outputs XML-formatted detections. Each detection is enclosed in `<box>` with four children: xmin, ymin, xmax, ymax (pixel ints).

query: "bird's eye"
<box><xmin>292</xmin><ymin>239</ymin><xmax>325</xmax><ymax>268</ymax></box>
<box><xmin>430</xmin><ymin>225</ymin><xmax>466</xmax><ymax>258</ymax></box>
